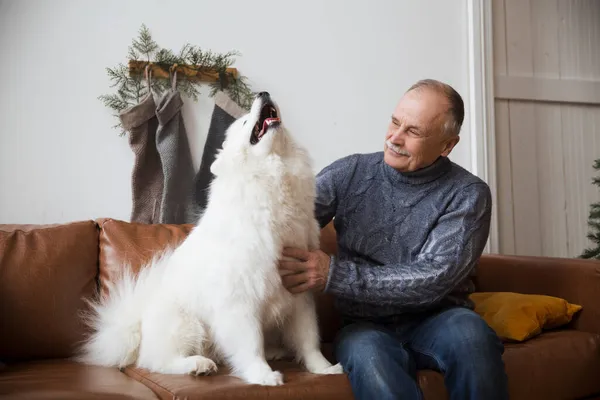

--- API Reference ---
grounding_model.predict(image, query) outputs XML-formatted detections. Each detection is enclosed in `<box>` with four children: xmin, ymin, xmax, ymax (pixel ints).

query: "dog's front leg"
<box><xmin>284</xmin><ymin>293</ymin><xmax>344</xmax><ymax>374</ymax></box>
<box><xmin>212</xmin><ymin>309</ymin><xmax>284</xmax><ymax>386</ymax></box>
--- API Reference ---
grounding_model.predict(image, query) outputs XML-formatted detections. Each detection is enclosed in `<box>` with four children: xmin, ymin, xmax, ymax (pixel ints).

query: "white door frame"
<box><xmin>467</xmin><ymin>0</ymin><xmax>498</xmax><ymax>254</ymax></box>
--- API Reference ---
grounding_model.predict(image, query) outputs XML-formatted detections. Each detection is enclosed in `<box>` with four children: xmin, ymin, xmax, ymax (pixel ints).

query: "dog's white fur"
<box><xmin>77</xmin><ymin>94</ymin><xmax>343</xmax><ymax>385</ymax></box>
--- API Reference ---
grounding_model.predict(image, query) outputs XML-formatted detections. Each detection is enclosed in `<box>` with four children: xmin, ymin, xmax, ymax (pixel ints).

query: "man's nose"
<box><xmin>389</xmin><ymin>129</ymin><xmax>405</xmax><ymax>143</ymax></box>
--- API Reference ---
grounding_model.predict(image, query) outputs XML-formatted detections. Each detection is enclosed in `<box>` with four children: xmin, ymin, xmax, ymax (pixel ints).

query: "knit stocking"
<box><xmin>119</xmin><ymin>73</ymin><xmax>163</xmax><ymax>224</ymax></box>
<box><xmin>154</xmin><ymin>71</ymin><xmax>196</xmax><ymax>224</ymax></box>
<box><xmin>193</xmin><ymin>91</ymin><xmax>246</xmax><ymax>214</ymax></box>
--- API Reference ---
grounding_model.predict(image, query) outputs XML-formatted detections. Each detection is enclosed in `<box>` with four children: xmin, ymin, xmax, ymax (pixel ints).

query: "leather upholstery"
<box><xmin>97</xmin><ymin>218</ymin><xmax>193</xmax><ymax>294</ymax></box>
<box><xmin>0</xmin><ymin>360</ymin><xmax>158</xmax><ymax>399</ymax></box>
<box><xmin>418</xmin><ymin>371</ymin><xmax>448</xmax><ymax>400</ymax></box>
<box><xmin>503</xmin><ymin>330</ymin><xmax>600</xmax><ymax>400</ymax></box>
<box><xmin>0</xmin><ymin>221</ymin><xmax>98</xmax><ymax>362</ymax></box>
<box><xmin>124</xmin><ymin>360</ymin><xmax>354</xmax><ymax>400</ymax></box>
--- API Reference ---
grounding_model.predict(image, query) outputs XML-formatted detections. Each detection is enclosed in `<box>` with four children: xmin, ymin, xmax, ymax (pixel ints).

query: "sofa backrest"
<box><xmin>5</xmin><ymin>217</ymin><xmax>596</xmax><ymax>363</ymax></box>
<box><xmin>0</xmin><ymin>218</ymin><xmax>345</xmax><ymax>364</ymax></box>
<box><xmin>0</xmin><ymin>221</ymin><xmax>98</xmax><ymax>362</ymax></box>
<box><xmin>97</xmin><ymin>218</ymin><xmax>194</xmax><ymax>295</ymax></box>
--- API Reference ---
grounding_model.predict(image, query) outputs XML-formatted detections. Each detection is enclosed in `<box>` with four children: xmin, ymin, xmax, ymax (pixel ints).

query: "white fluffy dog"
<box><xmin>78</xmin><ymin>92</ymin><xmax>343</xmax><ymax>386</ymax></box>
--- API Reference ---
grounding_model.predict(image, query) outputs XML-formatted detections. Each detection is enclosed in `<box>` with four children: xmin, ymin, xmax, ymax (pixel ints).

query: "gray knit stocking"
<box><xmin>193</xmin><ymin>91</ymin><xmax>246</xmax><ymax>214</ymax></box>
<box><xmin>119</xmin><ymin>73</ymin><xmax>163</xmax><ymax>224</ymax></box>
<box><xmin>154</xmin><ymin>71</ymin><xmax>196</xmax><ymax>224</ymax></box>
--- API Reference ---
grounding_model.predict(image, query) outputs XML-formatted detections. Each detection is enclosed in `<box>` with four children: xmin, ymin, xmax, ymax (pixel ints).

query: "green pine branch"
<box><xmin>221</xmin><ymin>74</ymin><xmax>255</xmax><ymax>110</ymax></box>
<box><xmin>131</xmin><ymin>24</ymin><xmax>159</xmax><ymax>61</ymax></box>
<box><xmin>155</xmin><ymin>48</ymin><xmax>180</xmax><ymax>65</ymax></box>
<box><xmin>587</xmin><ymin>231</ymin><xmax>600</xmax><ymax>243</ymax></box>
<box><xmin>100</xmin><ymin>24</ymin><xmax>254</xmax><ymax>135</ymax></box>
<box><xmin>587</xmin><ymin>221</ymin><xmax>600</xmax><ymax>234</ymax></box>
<box><xmin>581</xmin><ymin>246</ymin><xmax>600</xmax><ymax>259</ymax></box>
<box><xmin>580</xmin><ymin>157</ymin><xmax>600</xmax><ymax>259</ymax></box>
<box><xmin>588</xmin><ymin>203</ymin><xmax>600</xmax><ymax>220</ymax></box>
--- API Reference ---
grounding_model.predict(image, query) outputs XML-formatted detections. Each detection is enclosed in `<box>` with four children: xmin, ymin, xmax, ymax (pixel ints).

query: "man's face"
<box><xmin>383</xmin><ymin>88</ymin><xmax>459</xmax><ymax>172</ymax></box>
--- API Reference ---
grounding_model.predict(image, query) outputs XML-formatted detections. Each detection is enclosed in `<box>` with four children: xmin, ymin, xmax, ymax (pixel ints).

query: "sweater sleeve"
<box><xmin>324</xmin><ymin>182</ymin><xmax>492</xmax><ymax>308</ymax></box>
<box><xmin>314</xmin><ymin>154</ymin><xmax>359</xmax><ymax>228</ymax></box>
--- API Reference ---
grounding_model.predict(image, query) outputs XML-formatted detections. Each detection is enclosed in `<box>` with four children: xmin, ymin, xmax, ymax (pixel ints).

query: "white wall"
<box><xmin>0</xmin><ymin>0</ymin><xmax>474</xmax><ymax>224</ymax></box>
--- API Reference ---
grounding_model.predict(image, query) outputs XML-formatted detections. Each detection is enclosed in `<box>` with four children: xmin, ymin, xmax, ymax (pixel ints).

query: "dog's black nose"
<box><xmin>258</xmin><ymin>91</ymin><xmax>270</xmax><ymax>98</ymax></box>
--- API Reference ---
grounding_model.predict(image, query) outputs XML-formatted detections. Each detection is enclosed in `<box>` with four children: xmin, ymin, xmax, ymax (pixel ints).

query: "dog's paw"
<box><xmin>312</xmin><ymin>362</ymin><xmax>344</xmax><ymax>375</ymax></box>
<box><xmin>160</xmin><ymin>355</ymin><xmax>218</xmax><ymax>375</ymax></box>
<box><xmin>265</xmin><ymin>347</ymin><xmax>288</xmax><ymax>361</ymax></box>
<box><xmin>188</xmin><ymin>356</ymin><xmax>218</xmax><ymax>376</ymax></box>
<box><xmin>244</xmin><ymin>368</ymin><xmax>284</xmax><ymax>386</ymax></box>
<box><xmin>254</xmin><ymin>370</ymin><xmax>284</xmax><ymax>386</ymax></box>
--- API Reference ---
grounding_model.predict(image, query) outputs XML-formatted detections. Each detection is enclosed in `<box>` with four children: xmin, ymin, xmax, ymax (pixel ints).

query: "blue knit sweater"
<box><xmin>315</xmin><ymin>152</ymin><xmax>492</xmax><ymax>321</ymax></box>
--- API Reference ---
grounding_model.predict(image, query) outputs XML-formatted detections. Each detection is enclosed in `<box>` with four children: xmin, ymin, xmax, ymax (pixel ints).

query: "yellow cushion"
<box><xmin>470</xmin><ymin>292</ymin><xmax>582</xmax><ymax>342</ymax></box>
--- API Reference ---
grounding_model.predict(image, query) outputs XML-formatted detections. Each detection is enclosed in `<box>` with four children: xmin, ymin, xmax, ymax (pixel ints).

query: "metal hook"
<box><xmin>144</xmin><ymin>63</ymin><xmax>153</xmax><ymax>88</ymax></box>
<box><xmin>170</xmin><ymin>64</ymin><xmax>178</xmax><ymax>91</ymax></box>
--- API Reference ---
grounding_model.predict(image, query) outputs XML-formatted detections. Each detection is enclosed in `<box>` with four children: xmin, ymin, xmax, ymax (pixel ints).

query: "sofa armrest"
<box><xmin>474</xmin><ymin>254</ymin><xmax>600</xmax><ymax>335</ymax></box>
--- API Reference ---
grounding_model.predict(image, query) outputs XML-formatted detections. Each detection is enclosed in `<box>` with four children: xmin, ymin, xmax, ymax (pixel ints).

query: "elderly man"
<box><xmin>279</xmin><ymin>79</ymin><xmax>509</xmax><ymax>399</ymax></box>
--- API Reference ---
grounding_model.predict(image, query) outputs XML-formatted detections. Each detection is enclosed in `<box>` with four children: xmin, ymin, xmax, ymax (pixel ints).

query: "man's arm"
<box><xmin>324</xmin><ymin>182</ymin><xmax>492</xmax><ymax>308</ymax></box>
<box><xmin>313</xmin><ymin>154</ymin><xmax>359</xmax><ymax>228</ymax></box>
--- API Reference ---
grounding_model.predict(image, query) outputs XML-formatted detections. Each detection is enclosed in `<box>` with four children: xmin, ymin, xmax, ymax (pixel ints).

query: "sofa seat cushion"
<box><xmin>124</xmin><ymin>360</ymin><xmax>354</xmax><ymax>400</ymax></box>
<box><xmin>124</xmin><ymin>362</ymin><xmax>449</xmax><ymax>400</ymax></box>
<box><xmin>417</xmin><ymin>370</ymin><xmax>448</xmax><ymax>400</ymax></box>
<box><xmin>0</xmin><ymin>359</ymin><xmax>158</xmax><ymax>399</ymax></box>
<box><xmin>411</xmin><ymin>330</ymin><xmax>600</xmax><ymax>400</ymax></box>
<box><xmin>503</xmin><ymin>330</ymin><xmax>600</xmax><ymax>400</ymax></box>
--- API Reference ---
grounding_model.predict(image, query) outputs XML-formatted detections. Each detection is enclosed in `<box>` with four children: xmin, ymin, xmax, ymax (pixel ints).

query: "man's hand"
<box><xmin>278</xmin><ymin>247</ymin><xmax>331</xmax><ymax>294</ymax></box>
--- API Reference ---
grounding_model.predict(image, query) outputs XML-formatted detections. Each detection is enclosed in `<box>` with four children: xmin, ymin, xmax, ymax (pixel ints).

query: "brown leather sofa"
<box><xmin>1</xmin><ymin>218</ymin><xmax>600</xmax><ymax>400</ymax></box>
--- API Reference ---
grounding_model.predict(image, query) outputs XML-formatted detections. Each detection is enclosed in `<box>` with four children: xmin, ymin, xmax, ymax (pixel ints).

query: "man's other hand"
<box><xmin>278</xmin><ymin>247</ymin><xmax>331</xmax><ymax>294</ymax></box>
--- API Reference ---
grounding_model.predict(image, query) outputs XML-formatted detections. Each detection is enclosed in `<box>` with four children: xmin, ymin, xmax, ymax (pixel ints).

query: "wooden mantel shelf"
<box><xmin>128</xmin><ymin>60</ymin><xmax>239</xmax><ymax>83</ymax></box>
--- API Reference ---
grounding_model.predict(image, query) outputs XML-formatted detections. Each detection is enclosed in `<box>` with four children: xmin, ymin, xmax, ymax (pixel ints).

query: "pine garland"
<box><xmin>99</xmin><ymin>24</ymin><xmax>254</xmax><ymax>134</ymax></box>
<box><xmin>581</xmin><ymin>158</ymin><xmax>600</xmax><ymax>259</ymax></box>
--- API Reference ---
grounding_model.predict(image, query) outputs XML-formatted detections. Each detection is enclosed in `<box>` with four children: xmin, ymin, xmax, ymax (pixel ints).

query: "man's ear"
<box><xmin>441</xmin><ymin>135</ymin><xmax>460</xmax><ymax>157</ymax></box>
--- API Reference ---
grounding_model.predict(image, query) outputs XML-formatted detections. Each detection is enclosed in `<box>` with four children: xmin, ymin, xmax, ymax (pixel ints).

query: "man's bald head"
<box><xmin>406</xmin><ymin>79</ymin><xmax>464</xmax><ymax>137</ymax></box>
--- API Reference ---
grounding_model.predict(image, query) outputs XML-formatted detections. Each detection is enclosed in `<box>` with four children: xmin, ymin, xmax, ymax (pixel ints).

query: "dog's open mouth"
<box><xmin>250</xmin><ymin>102</ymin><xmax>280</xmax><ymax>145</ymax></box>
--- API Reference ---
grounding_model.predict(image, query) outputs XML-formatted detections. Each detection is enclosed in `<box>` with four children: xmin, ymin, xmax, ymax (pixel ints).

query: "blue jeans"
<box><xmin>334</xmin><ymin>307</ymin><xmax>509</xmax><ymax>400</ymax></box>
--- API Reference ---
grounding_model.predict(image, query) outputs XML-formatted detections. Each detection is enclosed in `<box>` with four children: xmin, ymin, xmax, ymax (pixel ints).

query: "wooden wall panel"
<box><xmin>558</xmin><ymin>0</ymin><xmax>600</xmax><ymax>81</ymax></box>
<box><xmin>492</xmin><ymin>0</ymin><xmax>507</xmax><ymax>76</ymax></box>
<box><xmin>492</xmin><ymin>0</ymin><xmax>600</xmax><ymax>257</ymax></box>
<box><xmin>505</xmin><ymin>0</ymin><xmax>533</xmax><ymax>77</ymax></box>
<box><xmin>531</xmin><ymin>0</ymin><xmax>560</xmax><ymax>79</ymax></box>
<box><xmin>535</xmin><ymin>103</ymin><xmax>568</xmax><ymax>257</ymax></box>
<box><xmin>507</xmin><ymin>101</ymin><xmax>542</xmax><ymax>256</ymax></box>
<box><xmin>494</xmin><ymin>100</ymin><xmax>515</xmax><ymax>255</ymax></box>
